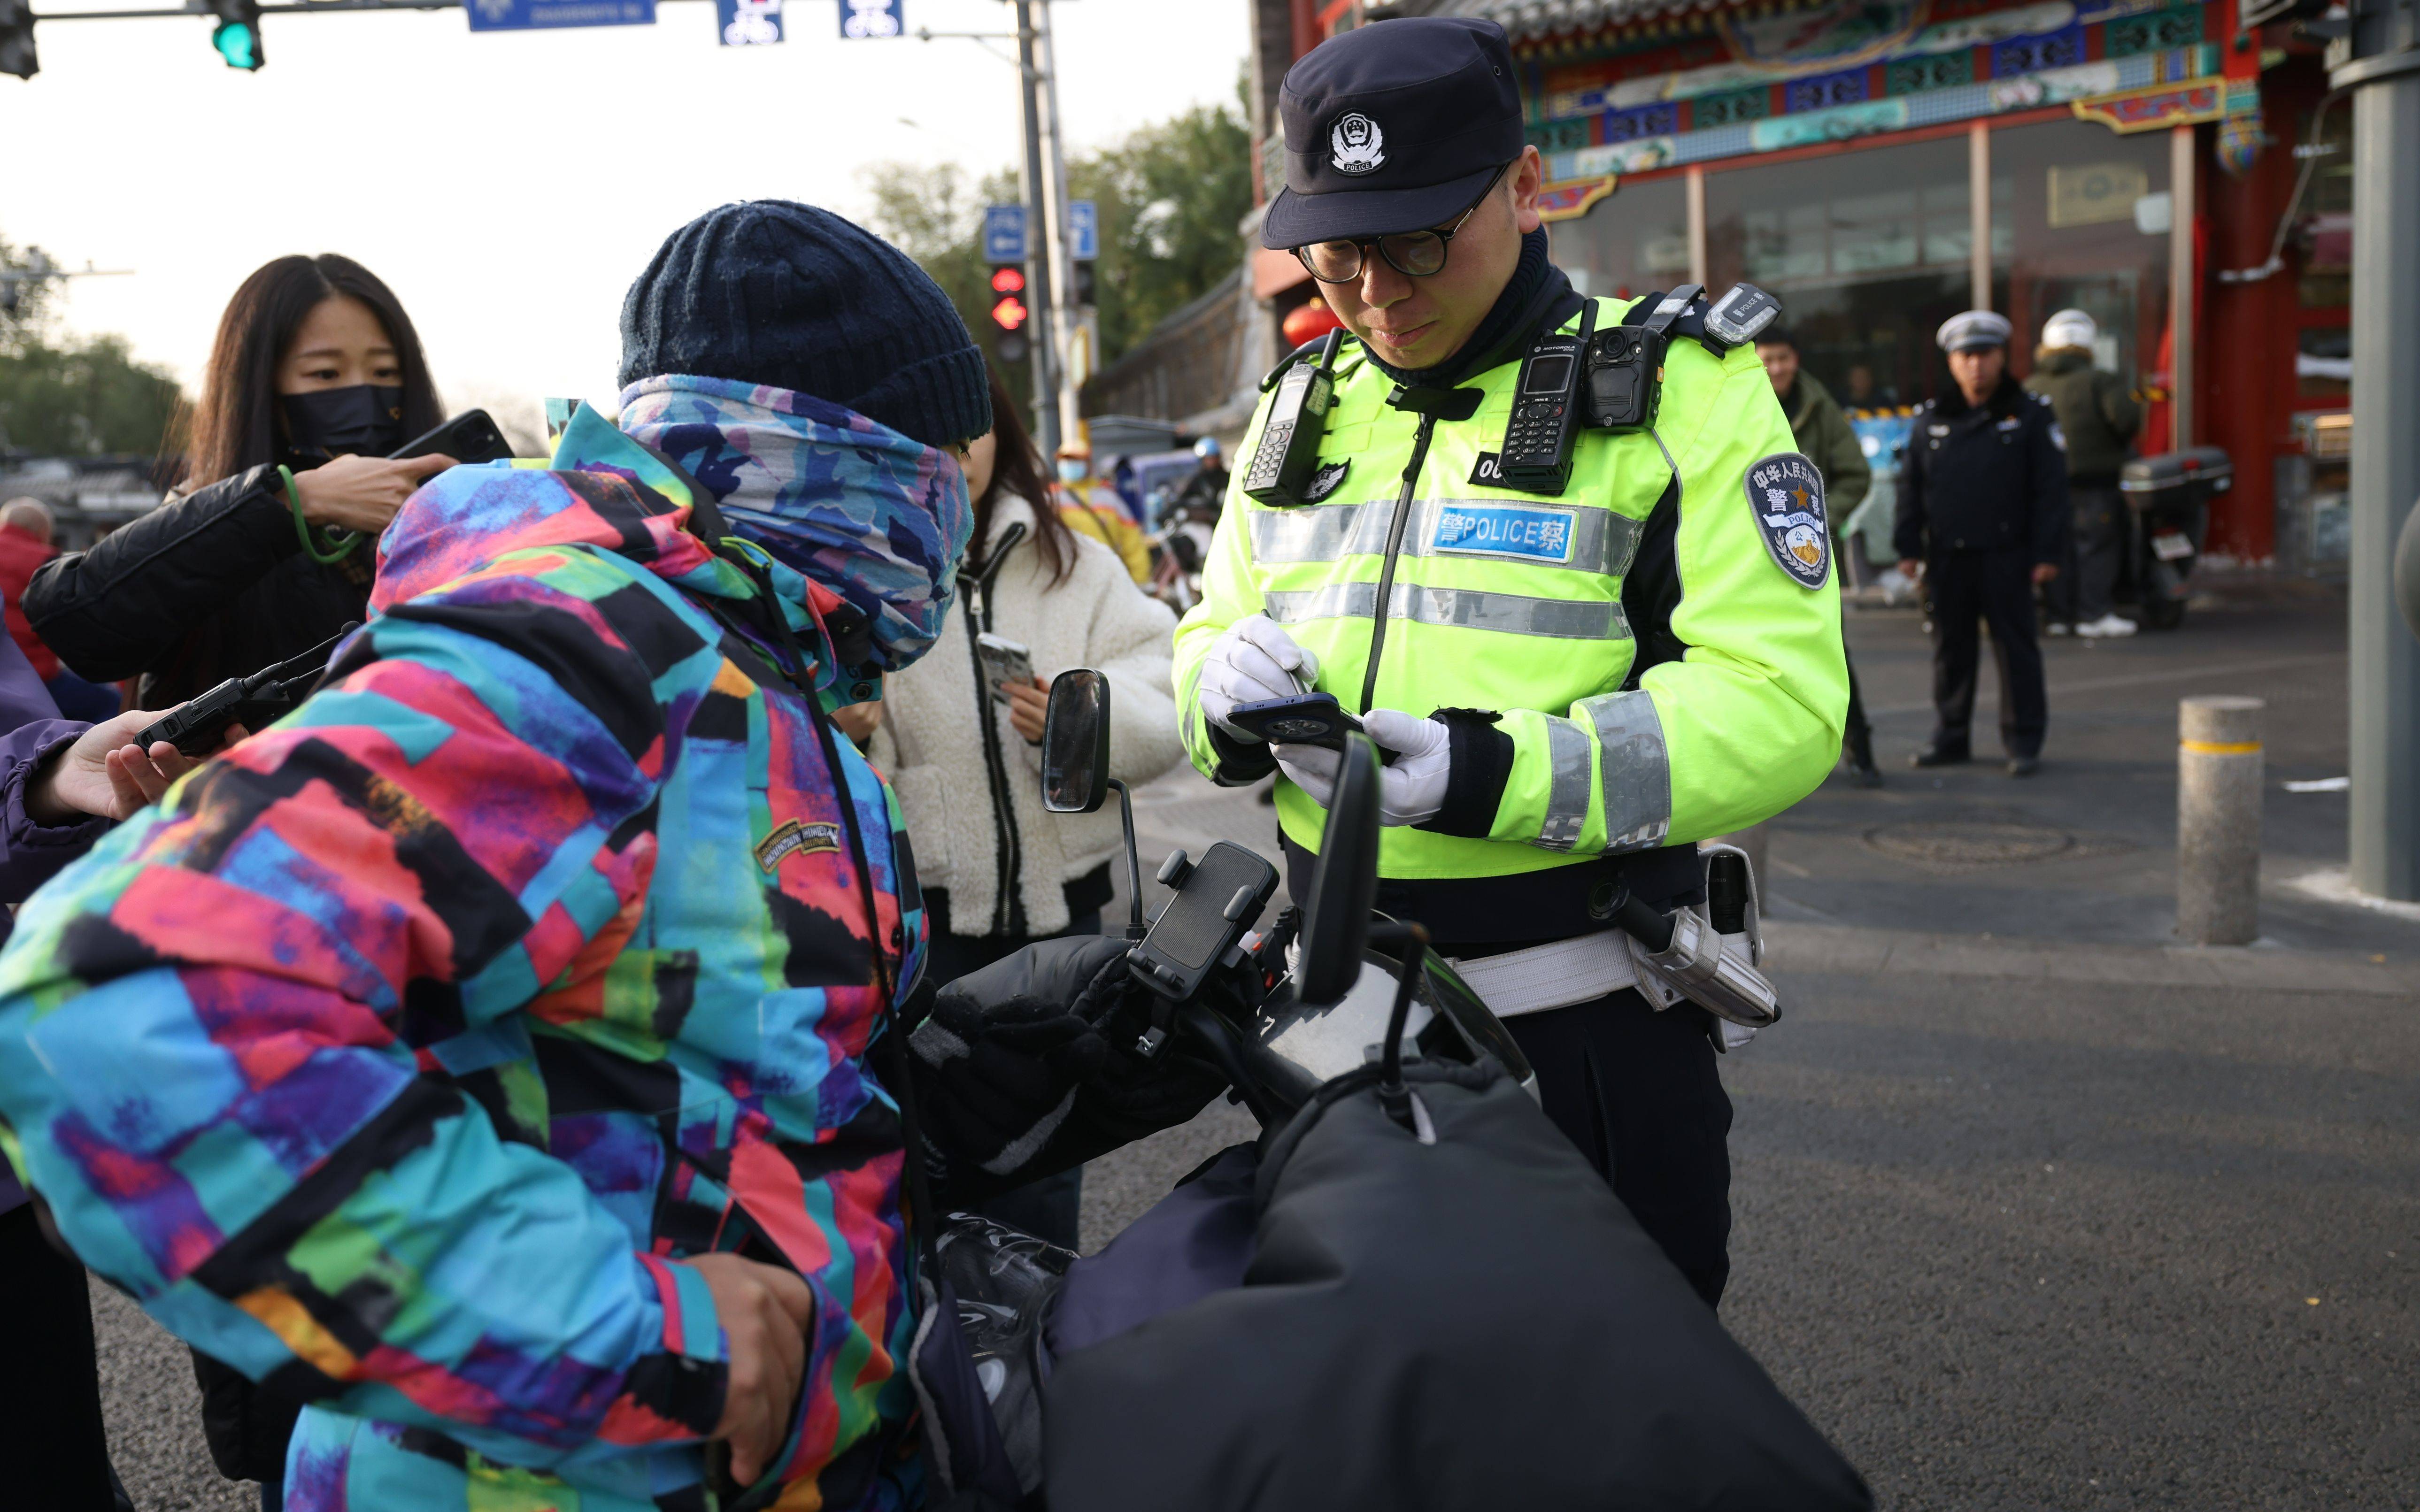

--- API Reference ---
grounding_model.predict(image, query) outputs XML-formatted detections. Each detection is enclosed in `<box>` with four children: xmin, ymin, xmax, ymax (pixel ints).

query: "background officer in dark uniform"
<box><xmin>1894</xmin><ymin>310</ymin><xmax>2067</xmax><ymax>777</ymax></box>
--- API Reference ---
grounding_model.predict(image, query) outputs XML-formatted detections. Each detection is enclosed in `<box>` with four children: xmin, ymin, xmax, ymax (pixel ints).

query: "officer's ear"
<box><xmin>1509</xmin><ymin>145</ymin><xmax>1547</xmax><ymax>236</ymax></box>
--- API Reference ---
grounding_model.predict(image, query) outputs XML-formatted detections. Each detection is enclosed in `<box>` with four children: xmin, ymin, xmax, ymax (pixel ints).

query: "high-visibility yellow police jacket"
<box><xmin>1171</xmin><ymin>292</ymin><xmax>1848</xmax><ymax>931</ymax></box>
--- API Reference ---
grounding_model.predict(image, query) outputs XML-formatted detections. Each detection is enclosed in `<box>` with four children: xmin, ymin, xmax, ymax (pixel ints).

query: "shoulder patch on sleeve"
<box><xmin>1745</xmin><ymin>452</ymin><xmax>1830</xmax><ymax>590</ymax></box>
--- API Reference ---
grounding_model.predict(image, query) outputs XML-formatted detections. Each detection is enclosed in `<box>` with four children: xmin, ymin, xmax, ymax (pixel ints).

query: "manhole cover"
<box><xmin>1865</xmin><ymin>820</ymin><xmax>2074</xmax><ymax>869</ymax></box>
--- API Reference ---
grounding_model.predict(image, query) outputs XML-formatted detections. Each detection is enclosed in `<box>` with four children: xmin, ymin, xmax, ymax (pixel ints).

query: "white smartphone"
<box><xmin>975</xmin><ymin>632</ymin><xmax>1035</xmax><ymax>706</ymax></box>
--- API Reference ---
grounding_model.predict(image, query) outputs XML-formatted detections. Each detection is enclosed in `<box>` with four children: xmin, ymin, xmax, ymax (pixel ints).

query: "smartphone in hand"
<box><xmin>975</xmin><ymin>632</ymin><xmax>1036</xmax><ymax>706</ymax></box>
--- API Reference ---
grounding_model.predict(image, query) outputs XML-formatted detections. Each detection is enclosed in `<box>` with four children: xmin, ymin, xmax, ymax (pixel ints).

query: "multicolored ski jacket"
<box><xmin>0</xmin><ymin>400</ymin><xmax>950</xmax><ymax>1511</ymax></box>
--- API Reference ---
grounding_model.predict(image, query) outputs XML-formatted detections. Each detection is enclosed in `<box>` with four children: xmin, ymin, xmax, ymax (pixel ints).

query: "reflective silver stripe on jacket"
<box><xmin>1251</xmin><ymin>498</ymin><xmax>1643</xmax><ymax>578</ymax></box>
<box><xmin>1576</xmin><ymin>689</ymin><xmax>1671</xmax><ymax>852</ymax></box>
<box><xmin>1532</xmin><ymin>715</ymin><xmax>1594</xmax><ymax>852</ymax></box>
<box><xmin>1261</xmin><ymin>581</ymin><xmax>1629</xmax><ymax>641</ymax></box>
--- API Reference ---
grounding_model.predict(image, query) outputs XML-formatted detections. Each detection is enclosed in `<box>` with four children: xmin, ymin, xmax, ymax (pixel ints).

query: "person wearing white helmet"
<box><xmin>2025</xmin><ymin>308</ymin><xmax>2142</xmax><ymax>637</ymax></box>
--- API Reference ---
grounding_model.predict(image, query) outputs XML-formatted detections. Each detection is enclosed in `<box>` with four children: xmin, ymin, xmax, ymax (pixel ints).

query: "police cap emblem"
<box><xmin>1330</xmin><ymin>112</ymin><xmax>1385</xmax><ymax>175</ymax></box>
<box><xmin>1745</xmin><ymin>452</ymin><xmax>1829</xmax><ymax>590</ymax></box>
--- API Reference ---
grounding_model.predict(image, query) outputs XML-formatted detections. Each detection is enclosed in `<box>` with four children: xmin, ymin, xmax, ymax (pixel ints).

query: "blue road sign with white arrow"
<box><xmin>1067</xmin><ymin>200</ymin><xmax>1098</xmax><ymax>261</ymax></box>
<box><xmin>983</xmin><ymin>205</ymin><xmax>1028</xmax><ymax>264</ymax></box>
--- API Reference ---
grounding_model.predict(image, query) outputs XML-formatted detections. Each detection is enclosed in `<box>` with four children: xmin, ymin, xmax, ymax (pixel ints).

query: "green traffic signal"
<box><xmin>211</xmin><ymin>18</ymin><xmax>261</xmax><ymax>69</ymax></box>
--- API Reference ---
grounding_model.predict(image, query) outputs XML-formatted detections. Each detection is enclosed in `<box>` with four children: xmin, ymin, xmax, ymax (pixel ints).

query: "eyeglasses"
<box><xmin>1292</xmin><ymin>162</ymin><xmax>1511</xmax><ymax>284</ymax></box>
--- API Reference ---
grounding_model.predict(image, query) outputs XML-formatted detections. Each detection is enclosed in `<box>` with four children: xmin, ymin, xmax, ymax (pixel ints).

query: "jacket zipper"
<box><xmin>963</xmin><ymin>522</ymin><xmax>1029</xmax><ymax>937</ymax></box>
<box><xmin>1357</xmin><ymin>410</ymin><xmax>1441</xmax><ymax>715</ymax></box>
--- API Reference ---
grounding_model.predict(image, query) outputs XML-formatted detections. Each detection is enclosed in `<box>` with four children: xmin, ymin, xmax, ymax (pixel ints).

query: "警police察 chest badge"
<box><xmin>1746</xmin><ymin>452</ymin><xmax>1830</xmax><ymax>589</ymax></box>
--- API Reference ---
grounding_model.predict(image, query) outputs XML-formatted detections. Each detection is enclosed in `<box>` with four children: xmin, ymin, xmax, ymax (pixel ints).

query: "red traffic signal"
<box><xmin>989</xmin><ymin>264</ymin><xmax>1028</xmax><ymax>332</ymax></box>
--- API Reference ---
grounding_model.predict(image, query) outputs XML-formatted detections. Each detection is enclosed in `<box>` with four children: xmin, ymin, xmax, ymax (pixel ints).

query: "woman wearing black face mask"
<box><xmin>24</xmin><ymin>254</ymin><xmax>454</xmax><ymax>713</ymax></box>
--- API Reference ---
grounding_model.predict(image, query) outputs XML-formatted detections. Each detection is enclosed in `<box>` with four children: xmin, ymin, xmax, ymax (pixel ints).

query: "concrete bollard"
<box><xmin>2177</xmin><ymin>696</ymin><xmax>2264</xmax><ymax>945</ymax></box>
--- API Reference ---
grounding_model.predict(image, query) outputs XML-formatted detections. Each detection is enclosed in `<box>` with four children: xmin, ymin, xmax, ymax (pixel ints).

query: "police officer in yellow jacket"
<box><xmin>1172</xmin><ymin>16</ymin><xmax>1847</xmax><ymax>1305</ymax></box>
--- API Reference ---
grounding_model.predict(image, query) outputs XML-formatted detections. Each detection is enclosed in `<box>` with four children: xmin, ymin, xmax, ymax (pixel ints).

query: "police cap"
<box><xmin>1936</xmin><ymin>310</ymin><xmax>2013</xmax><ymax>353</ymax></box>
<box><xmin>1261</xmin><ymin>17</ymin><xmax>1527</xmax><ymax>251</ymax></box>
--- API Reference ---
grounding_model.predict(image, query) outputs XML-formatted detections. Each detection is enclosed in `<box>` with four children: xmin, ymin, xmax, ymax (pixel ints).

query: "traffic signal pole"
<box><xmin>1013</xmin><ymin>0</ymin><xmax>1062</xmax><ymax>455</ymax></box>
<box><xmin>2339</xmin><ymin>2</ymin><xmax>2420</xmax><ymax>900</ymax></box>
<box><xmin>1036</xmin><ymin>0</ymin><xmax>1082</xmax><ymax>450</ymax></box>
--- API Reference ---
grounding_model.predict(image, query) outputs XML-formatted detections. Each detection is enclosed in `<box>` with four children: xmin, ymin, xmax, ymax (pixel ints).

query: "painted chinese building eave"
<box><xmin>1502</xmin><ymin>0</ymin><xmax>2261</xmax><ymax>220</ymax></box>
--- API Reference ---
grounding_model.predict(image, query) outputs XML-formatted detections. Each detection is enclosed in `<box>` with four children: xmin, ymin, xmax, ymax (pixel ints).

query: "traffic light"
<box><xmin>1072</xmin><ymin>260</ymin><xmax>1095</xmax><ymax>308</ymax></box>
<box><xmin>209</xmin><ymin>0</ymin><xmax>263</xmax><ymax>70</ymax></box>
<box><xmin>988</xmin><ymin>264</ymin><xmax>1030</xmax><ymax>363</ymax></box>
<box><xmin>0</xmin><ymin>0</ymin><xmax>36</xmax><ymax>81</ymax></box>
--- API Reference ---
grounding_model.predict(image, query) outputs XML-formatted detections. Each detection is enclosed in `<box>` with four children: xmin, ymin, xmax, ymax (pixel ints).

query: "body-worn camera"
<box><xmin>1242</xmin><ymin>329</ymin><xmax>1345</xmax><ymax>508</ymax></box>
<box><xmin>1583</xmin><ymin>322</ymin><xmax>1668</xmax><ymax>432</ymax></box>
<box><xmin>1584</xmin><ymin>282</ymin><xmax>1705</xmax><ymax>432</ymax></box>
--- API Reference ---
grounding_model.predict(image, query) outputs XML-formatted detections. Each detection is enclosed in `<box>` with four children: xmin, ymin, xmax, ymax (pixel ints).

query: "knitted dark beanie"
<box><xmin>618</xmin><ymin>200</ymin><xmax>992</xmax><ymax>450</ymax></box>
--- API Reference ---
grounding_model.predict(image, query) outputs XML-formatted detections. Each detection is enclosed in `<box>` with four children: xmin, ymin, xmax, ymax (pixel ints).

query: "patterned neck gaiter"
<box><xmin>617</xmin><ymin>374</ymin><xmax>974</xmax><ymax>672</ymax></box>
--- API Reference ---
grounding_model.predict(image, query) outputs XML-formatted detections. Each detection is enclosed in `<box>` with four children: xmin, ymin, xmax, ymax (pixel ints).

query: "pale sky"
<box><xmin>2</xmin><ymin>0</ymin><xmax>1247</xmax><ymax>429</ymax></box>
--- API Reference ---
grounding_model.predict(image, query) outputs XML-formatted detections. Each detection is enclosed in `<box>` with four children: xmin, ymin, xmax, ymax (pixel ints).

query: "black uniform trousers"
<box><xmin>1505</xmin><ymin>989</ymin><xmax>1733</xmax><ymax>1308</ymax></box>
<box><xmin>1927</xmin><ymin>548</ymin><xmax>2048</xmax><ymax>759</ymax></box>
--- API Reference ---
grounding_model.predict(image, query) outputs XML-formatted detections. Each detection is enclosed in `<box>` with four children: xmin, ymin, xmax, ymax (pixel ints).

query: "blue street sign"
<box><xmin>837</xmin><ymin>0</ymin><xmax>901</xmax><ymax>37</ymax></box>
<box><xmin>982</xmin><ymin>205</ymin><xmax>1027</xmax><ymax>265</ymax></box>
<box><xmin>717</xmin><ymin>0</ymin><xmax>782</xmax><ymax>45</ymax></box>
<box><xmin>467</xmin><ymin>0</ymin><xmax>655</xmax><ymax>30</ymax></box>
<box><xmin>1067</xmin><ymin>200</ymin><xmax>1099</xmax><ymax>262</ymax></box>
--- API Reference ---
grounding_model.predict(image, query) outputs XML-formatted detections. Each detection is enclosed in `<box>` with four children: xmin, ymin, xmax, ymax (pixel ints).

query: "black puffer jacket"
<box><xmin>1893</xmin><ymin>376</ymin><xmax>2069</xmax><ymax>564</ymax></box>
<box><xmin>24</xmin><ymin>464</ymin><xmax>372</xmax><ymax>709</ymax></box>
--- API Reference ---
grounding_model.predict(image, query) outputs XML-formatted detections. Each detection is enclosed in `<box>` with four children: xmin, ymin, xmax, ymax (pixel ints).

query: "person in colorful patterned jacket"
<box><xmin>0</xmin><ymin>202</ymin><xmax>1206</xmax><ymax>1512</ymax></box>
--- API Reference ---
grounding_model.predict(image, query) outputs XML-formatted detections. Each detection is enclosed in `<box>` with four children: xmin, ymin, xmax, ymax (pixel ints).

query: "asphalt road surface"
<box><xmin>88</xmin><ymin>585</ymin><xmax>2415</xmax><ymax>1511</ymax></box>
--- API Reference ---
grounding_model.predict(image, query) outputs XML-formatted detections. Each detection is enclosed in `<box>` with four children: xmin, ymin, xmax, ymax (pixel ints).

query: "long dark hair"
<box><xmin>974</xmin><ymin>361</ymin><xmax>1078</xmax><ymax>588</ymax></box>
<box><xmin>172</xmin><ymin>254</ymin><xmax>442</xmax><ymax>491</ymax></box>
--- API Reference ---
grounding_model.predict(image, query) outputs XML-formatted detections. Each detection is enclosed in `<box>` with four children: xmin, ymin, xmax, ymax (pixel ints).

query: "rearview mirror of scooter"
<box><xmin>1041</xmin><ymin>669</ymin><xmax>1112</xmax><ymax>814</ymax></box>
<box><xmin>1042</xmin><ymin>668</ymin><xmax>1147</xmax><ymax>938</ymax></box>
<box><xmin>1294</xmin><ymin>730</ymin><xmax>1382</xmax><ymax>1006</ymax></box>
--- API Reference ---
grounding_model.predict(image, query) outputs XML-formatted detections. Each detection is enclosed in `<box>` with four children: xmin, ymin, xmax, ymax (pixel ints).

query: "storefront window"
<box><xmin>1551</xmin><ymin>175</ymin><xmax>1691</xmax><ymax>304</ymax></box>
<box><xmin>1703</xmin><ymin>134</ymin><xmax>1974</xmax><ymax>410</ymax></box>
<box><xmin>1989</xmin><ymin>118</ymin><xmax>2171</xmax><ymax>387</ymax></box>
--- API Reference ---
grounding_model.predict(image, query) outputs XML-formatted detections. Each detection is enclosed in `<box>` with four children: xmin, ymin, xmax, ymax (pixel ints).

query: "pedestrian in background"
<box><xmin>2026</xmin><ymin>308</ymin><xmax>2142</xmax><ymax>639</ymax></box>
<box><xmin>25</xmin><ymin>254</ymin><xmax>455</xmax><ymax>714</ymax></box>
<box><xmin>858</xmin><ymin>360</ymin><xmax>1185</xmax><ymax>1249</ymax></box>
<box><xmin>1054</xmin><ymin>439</ymin><xmax>1154</xmax><ymax>584</ymax></box>
<box><xmin>1757</xmin><ymin>328</ymin><xmax>1879</xmax><ymax>785</ymax></box>
<box><xmin>1895</xmin><ymin>310</ymin><xmax>2067</xmax><ymax>777</ymax></box>
<box><xmin>0</xmin><ymin>499</ymin><xmax>118</xmax><ymax>721</ymax></box>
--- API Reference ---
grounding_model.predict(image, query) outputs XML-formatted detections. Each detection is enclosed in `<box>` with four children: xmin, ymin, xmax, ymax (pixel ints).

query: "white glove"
<box><xmin>1274</xmin><ymin>708</ymin><xmax>1452</xmax><ymax>828</ymax></box>
<box><xmin>1196</xmin><ymin>614</ymin><xmax>1319</xmax><ymax>738</ymax></box>
<box><xmin>1717</xmin><ymin>1021</ymin><xmax>1758</xmax><ymax>1052</ymax></box>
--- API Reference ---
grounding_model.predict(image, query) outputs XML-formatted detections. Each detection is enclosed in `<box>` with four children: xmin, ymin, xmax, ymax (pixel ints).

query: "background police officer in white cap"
<box><xmin>1894</xmin><ymin>310</ymin><xmax>2069</xmax><ymax>776</ymax></box>
<box><xmin>1173</xmin><ymin>15</ymin><xmax>1849</xmax><ymax>1307</ymax></box>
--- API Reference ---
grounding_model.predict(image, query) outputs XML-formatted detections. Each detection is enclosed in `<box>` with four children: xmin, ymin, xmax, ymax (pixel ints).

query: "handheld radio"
<box><xmin>1495</xmin><ymin>302</ymin><xmax>1597</xmax><ymax>495</ymax></box>
<box><xmin>1242</xmin><ymin>330</ymin><xmax>1343</xmax><ymax>508</ymax></box>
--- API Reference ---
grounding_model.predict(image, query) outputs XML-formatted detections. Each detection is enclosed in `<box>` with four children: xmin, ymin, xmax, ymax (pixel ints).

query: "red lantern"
<box><xmin>1282</xmin><ymin>296</ymin><xmax>1345</xmax><ymax>348</ymax></box>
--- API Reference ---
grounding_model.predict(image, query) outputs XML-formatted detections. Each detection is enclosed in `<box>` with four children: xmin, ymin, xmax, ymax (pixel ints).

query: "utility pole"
<box><xmin>1036</xmin><ymin>0</ymin><xmax>1082</xmax><ymax>448</ymax></box>
<box><xmin>1012</xmin><ymin>0</ymin><xmax>1062</xmax><ymax>455</ymax></box>
<box><xmin>2335</xmin><ymin>0</ymin><xmax>2420</xmax><ymax>900</ymax></box>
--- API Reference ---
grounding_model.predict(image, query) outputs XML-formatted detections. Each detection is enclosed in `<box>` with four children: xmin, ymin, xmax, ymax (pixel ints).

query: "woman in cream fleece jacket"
<box><xmin>859</xmin><ymin>364</ymin><xmax>1183</xmax><ymax>978</ymax></box>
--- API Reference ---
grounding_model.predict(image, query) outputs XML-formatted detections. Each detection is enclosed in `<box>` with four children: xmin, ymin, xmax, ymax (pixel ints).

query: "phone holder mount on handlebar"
<box><xmin>1038</xmin><ymin>685</ymin><xmax>1536</xmax><ymax>1130</ymax></box>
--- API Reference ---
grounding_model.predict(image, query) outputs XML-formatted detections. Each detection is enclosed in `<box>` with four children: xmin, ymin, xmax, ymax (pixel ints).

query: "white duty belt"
<box><xmin>1446</xmin><ymin>930</ymin><xmax>1642</xmax><ymax>1019</ymax></box>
